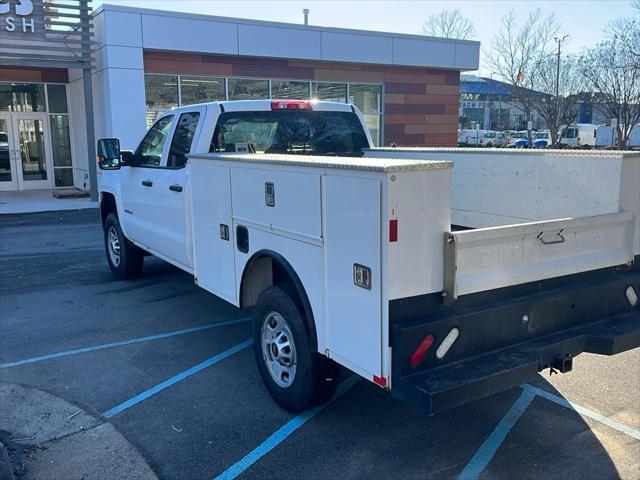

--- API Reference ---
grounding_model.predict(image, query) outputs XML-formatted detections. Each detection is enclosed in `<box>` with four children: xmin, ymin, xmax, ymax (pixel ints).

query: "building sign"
<box><xmin>461</xmin><ymin>101</ymin><xmax>495</xmax><ymax>109</ymax></box>
<box><xmin>1</xmin><ymin>0</ymin><xmax>36</xmax><ymax>33</ymax></box>
<box><xmin>0</xmin><ymin>0</ymin><xmax>93</xmax><ymax>69</ymax></box>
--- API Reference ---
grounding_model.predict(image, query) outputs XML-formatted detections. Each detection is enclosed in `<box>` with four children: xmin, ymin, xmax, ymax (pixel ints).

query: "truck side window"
<box><xmin>168</xmin><ymin>112</ymin><xmax>200</xmax><ymax>169</ymax></box>
<box><xmin>135</xmin><ymin>115</ymin><xmax>174</xmax><ymax>167</ymax></box>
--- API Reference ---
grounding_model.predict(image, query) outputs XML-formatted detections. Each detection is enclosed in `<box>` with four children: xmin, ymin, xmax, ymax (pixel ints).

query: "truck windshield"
<box><xmin>210</xmin><ymin>110</ymin><xmax>370</xmax><ymax>156</ymax></box>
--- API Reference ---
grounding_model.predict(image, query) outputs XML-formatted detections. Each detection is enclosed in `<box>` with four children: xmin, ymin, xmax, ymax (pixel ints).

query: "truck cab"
<box><xmin>99</xmin><ymin>100</ymin><xmax>373</xmax><ymax>274</ymax></box>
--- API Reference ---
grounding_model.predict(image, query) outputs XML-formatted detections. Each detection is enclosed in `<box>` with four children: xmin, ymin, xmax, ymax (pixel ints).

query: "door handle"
<box><xmin>141</xmin><ymin>180</ymin><xmax>153</xmax><ymax>187</ymax></box>
<box><xmin>169</xmin><ymin>184</ymin><xmax>183</xmax><ymax>192</ymax></box>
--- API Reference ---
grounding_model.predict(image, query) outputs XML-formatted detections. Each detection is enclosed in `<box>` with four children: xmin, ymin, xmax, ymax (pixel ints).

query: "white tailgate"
<box><xmin>445</xmin><ymin>211</ymin><xmax>636</xmax><ymax>300</ymax></box>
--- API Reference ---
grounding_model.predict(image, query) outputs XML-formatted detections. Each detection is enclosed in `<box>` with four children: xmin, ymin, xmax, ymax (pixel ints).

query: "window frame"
<box><xmin>166</xmin><ymin>110</ymin><xmax>202</xmax><ymax>170</ymax></box>
<box><xmin>132</xmin><ymin>114</ymin><xmax>175</xmax><ymax>168</ymax></box>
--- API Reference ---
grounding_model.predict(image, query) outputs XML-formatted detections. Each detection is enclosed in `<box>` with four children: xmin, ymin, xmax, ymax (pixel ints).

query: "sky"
<box><xmin>92</xmin><ymin>0</ymin><xmax>636</xmax><ymax>74</ymax></box>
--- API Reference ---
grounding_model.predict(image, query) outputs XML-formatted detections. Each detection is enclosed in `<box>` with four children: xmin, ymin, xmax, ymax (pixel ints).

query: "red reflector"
<box><xmin>389</xmin><ymin>219</ymin><xmax>398</xmax><ymax>242</ymax></box>
<box><xmin>271</xmin><ymin>100</ymin><xmax>312</xmax><ymax>110</ymax></box>
<box><xmin>409</xmin><ymin>334</ymin><xmax>434</xmax><ymax>368</ymax></box>
<box><xmin>373</xmin><ymin>375</ymin><xmax>387</xmax><ymax>387</ymax></box>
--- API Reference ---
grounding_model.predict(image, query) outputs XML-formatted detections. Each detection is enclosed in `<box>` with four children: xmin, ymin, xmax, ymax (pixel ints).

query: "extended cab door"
<box><xmin>153</xmin><ymin>109</ymin><xmax>204</xmax><ymax>269</ymax></box>
<box><xmin>120</xmin><ymin>115</ymin><xmax>173</xmax><ymax>250</ymax></box>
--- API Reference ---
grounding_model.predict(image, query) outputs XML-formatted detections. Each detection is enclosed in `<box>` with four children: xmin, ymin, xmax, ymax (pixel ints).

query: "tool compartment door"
<box><xmin>189</xmin><ymin>161</ymin><xmax>237</xmax><ymax>303</ymax></box>
<box><xmin>324</xmin><ymin>174</ymin><xmax>382</xmax><ymax>378</ymax></box>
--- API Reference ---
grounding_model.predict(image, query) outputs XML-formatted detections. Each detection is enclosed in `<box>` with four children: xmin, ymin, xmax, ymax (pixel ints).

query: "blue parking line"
<box><xmin>102</xmin><ymin>339</ymin><xmax>252</xmax><ymax>419</ymax></box>
<box><xmin>0</xmin><ymin>317</ymin><xmax>251</xmax><ymax>369</ymax></box>
<box><xmin>214</xmin><ymin>376</ymin><xmax>359</xmax><ymax>480</ymax></box>
<box><xmin>458</xmin><ymin>387</ymin><xmax>536</xmax><ymax>480</ymax></box>
<box><xmin>524</xmin><ymin>384</ymin><xmax>640</xmax><ymax>440</ymax></box>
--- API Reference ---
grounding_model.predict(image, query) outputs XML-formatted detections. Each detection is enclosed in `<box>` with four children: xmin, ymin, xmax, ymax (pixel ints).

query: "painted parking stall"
<box><xmin>1</xmin><ymin>210</ymin><xmax>638</xmax><ymax>480</ymax></box>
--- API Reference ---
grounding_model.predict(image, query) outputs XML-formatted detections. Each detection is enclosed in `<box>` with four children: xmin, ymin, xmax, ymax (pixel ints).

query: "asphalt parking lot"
<box><xmin>1</xmin><ymin>209</ymin><xmax>639</xmax><ymax>480</ymax></box>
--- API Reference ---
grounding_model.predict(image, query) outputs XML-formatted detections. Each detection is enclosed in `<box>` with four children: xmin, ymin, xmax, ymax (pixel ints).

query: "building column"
<box><xmin>92</xmin><ymin>8</ymin><xmax>147</xmax><ymax>150</ymax></box>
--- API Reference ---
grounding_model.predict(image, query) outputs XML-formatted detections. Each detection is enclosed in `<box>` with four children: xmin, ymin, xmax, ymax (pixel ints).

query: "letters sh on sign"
<box><xmin>1</xmin><ymin>0</ymin><xmax>36</xmax><ymax>33</ymax></box>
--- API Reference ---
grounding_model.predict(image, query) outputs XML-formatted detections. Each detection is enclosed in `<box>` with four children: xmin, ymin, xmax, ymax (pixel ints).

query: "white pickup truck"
<box><xmin>97</xmin><ymin>100</ymin><xmax>640</xmax><ymax>415</ymax></box>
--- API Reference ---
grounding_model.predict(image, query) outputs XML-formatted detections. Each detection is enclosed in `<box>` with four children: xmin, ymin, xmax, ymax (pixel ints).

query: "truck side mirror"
<box><xmin>97</xmin><ymin>138</ymin><xmax>121</xmax><ymax>170</ymax></box>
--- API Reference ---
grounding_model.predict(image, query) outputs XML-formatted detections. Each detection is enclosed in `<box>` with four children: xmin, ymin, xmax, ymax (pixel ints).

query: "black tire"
<box><xmin>104</xmin><ymin>213</ymin><xmax>144</xmax><ymax>280</ymax></box>
<box><xmin>253</xmin><ymin>286</ymin><xmax>338</xmax><ymax>412</ymax></box>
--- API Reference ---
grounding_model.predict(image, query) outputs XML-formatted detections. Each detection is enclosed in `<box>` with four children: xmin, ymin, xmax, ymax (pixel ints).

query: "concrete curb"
<box><xmin>0</xmin><ymin>383</ymin><xmax>158</xmax><ymax>480</ymax></box>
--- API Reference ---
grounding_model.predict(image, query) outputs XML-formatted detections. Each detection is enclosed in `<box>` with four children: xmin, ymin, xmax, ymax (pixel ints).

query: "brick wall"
<box><xmin>143</xmin><ymin>51</ymin><xmax>460</xmax><ymax>147</ymax></box>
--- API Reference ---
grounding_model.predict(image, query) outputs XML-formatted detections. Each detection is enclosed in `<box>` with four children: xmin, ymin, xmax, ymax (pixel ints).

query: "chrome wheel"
<box><xmin>261</xmin><ymin>311</ymin><xmax>297</xmax><ymax>388</ymax></box>
<box><xmin>107</xmin><ymin>226</ymin><xmax>121</xmax><ymax>267</ymax></box>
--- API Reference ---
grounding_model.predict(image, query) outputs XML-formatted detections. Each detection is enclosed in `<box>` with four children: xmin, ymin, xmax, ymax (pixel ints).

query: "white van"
<box><xmin>560</xmin><ymin>124</ymin><xmax>598</xmax><ymax>148</ymax></box>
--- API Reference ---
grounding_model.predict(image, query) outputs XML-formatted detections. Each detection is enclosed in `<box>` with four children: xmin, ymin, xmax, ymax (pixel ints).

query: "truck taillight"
<box><xmin>271</xmin><ymin>100</ymin><xmax>313</xmax><ymax>110</ymax></box>
<box><xmin>410</xmin><ymin>334</ymin><xmax>434</xmax><ymax>367</ymax></box>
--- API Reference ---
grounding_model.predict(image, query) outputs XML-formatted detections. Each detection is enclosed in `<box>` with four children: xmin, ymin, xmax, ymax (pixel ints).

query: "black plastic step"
<box><xmin>393</xmin><ymin>311</ymin><xmax>640</xmax><ymax>415</ymax></box>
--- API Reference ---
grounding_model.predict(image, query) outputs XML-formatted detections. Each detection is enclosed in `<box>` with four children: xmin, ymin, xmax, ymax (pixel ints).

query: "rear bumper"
<box><xmin>390</xmin><ymin>259</ymin><xmax>640</xmax><ymax>415</ymax></box>
<box><xmin>395</xmin><ymin>311</ymin><xmax>639</xmax><ymax>415</ymax></box>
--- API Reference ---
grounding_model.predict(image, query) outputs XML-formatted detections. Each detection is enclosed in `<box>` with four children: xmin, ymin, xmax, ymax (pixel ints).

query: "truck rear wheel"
<box><xmin>253</xmin><ymin>286</ymin><xmax>338</xmax><ymax>412</ymax></box>
<box><xmin>104</xmin><ymin>213</ymin><xmax>144</xmax><ymax>280</ymax></box>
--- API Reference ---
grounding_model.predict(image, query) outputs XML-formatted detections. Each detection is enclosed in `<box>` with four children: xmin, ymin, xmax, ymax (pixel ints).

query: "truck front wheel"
<box><xmin>253</xmin><ymin>286</ymin><xmax>337</xmax><ymax>412</ymax></box>
<box><xmin>104</xmin><ymin>213</ymin><xmax>144</xmax><ymax>280</ymax></box>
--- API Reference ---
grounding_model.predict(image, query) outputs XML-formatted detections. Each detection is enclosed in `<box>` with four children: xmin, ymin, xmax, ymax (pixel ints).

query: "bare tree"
<box><xmin>484</xmin><ymin>10</ymin><xmax>559</xmax><ymax>145</ymax></box>
<box><xmin>422</xmin><ymin>9</ymin><xmax>476</xmax><ymax>40</ymax></box>
<box><xmin>533</xmin><ymin>54</ymin><xmax>589</xmax><ymax>146</ymax></box>
<box><xmin>581</xmin><ymin>18</ymin><xmax>640</xmax><ymax>147</ymax></box>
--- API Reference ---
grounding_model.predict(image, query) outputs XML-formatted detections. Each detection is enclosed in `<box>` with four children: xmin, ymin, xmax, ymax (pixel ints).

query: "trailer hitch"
<box><xmin>548</xmin><ymin>354</ymin><xmax>573</xmax><ymax>375</ymax></box>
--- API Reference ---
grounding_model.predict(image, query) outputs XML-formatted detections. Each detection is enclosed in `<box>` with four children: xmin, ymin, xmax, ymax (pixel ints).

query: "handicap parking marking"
<box><xmin>459</xmin><ymin>383</ymin><xmax>640</xmax><ymax>480</ymax></box>
<box><xmin>0</xmin><ymin>316</ymin><xmax>251</xmax><ymax>369</ymax></box>
<box><xmin>102</xmin><ymin>339</ymin><xmax>253</xmax><ymax>419</ymax></box>
<box><xmin>213</xmin><ymin>376</ymin><xmax>360</xmax><ymax>480</ymax></box>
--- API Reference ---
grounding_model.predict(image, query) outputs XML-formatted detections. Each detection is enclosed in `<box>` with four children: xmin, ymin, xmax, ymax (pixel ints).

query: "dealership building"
<box><xmin>0</xmin><ymin>3</ymin><xmax>479</xmax><ymax>196</ymax></box>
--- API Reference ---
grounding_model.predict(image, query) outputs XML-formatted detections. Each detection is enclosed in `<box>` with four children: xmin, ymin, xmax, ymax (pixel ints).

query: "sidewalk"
<box><xmin>0</xmin><ymin>383</ymin><xmax>158</xmax><ymax>480</ymax></box>
<box><xmin>0</xmin><ymin>190</ymin><xmax>98</xmax><ymax>215</ymax></box>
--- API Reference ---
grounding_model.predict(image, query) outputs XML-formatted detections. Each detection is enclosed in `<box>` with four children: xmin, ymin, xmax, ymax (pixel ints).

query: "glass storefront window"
<box><xmin>145</xmin><ymin>75</ymin><xmax>179</xmax><ymax>111</ymax></box>
<box><xmin>180</xmin><ymin>76</ymin><xmax>225</xmax><ymax>105</ymax></box>
<box><xmin>54</xmin><ymin>167</ymin><xmax>74</xmax><ymax>188</ymax></box>
<box><xmin>0</xmin><ymin>82</ymin><xmax>46</xmax><ymax>112</ymax></box>
<box><xmin>364</xmin><ymin>114</ymin><xmax>381</xmax><ymax>146</ymax></box>
<box><xmin>50</xmin><ymin>115</ymin><xmax>72</xmax><ymax>167</ymax></box>
<box><xmin>0</xmin><ymin>83</ymin><xmax>11</xmax><ymax>111</ymax></box>
<box><xmin>312</xmin><ymin>82</ymin><xmax>347</xmax><ymax>103</ymax></box>
<box><xmin>47</xmin><ymin>85</ymin><xmax>68</xmax><ymax>114</ymax></box>
<box><xmin>271</xmin><ymin>80</ymin><xmax>310</xmax><ymax>100</ymax></box>
<box><xmin>228</xmin><ymin>78</ymin><xmax>269</xmax><ymax>100</ymax></box>
<box><xmin>349</xmin><ymin>84</ymin><xmax>382</xmax><ymax>114</ymax></box>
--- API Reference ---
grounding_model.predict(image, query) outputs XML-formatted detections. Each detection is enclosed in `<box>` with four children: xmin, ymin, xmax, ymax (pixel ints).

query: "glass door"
<box><xmin>11</xmin><ymin>112</ymin><xmax>53</xmax><ymax>190</ymax></box>
<box><xmin>0</xmin><ymin>113</ymin><xmax>18</xmax><ymax>191</ymax></box>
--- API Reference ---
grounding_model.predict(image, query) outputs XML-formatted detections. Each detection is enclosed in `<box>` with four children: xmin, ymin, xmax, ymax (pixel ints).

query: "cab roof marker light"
<box><xmin>626</xmin><ymin>286</ymin><xmax>638</xmax><ymax>307</ymax></box>
<box><xmin>271</xmin><ymin>100</ymin><xmax>313</xmax><ymax>110</ymax></box>
<box><xmin>436</xmin><ymin>327</ymin><xmax>460</xmax><ymax>359</ymax></box>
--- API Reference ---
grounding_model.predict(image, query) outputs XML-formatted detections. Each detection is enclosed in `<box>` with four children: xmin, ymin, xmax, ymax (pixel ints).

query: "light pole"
<box><xmin>554</xmin><ymin>35</ymin><xmax>569</xmax><ymax>145</ymax></box>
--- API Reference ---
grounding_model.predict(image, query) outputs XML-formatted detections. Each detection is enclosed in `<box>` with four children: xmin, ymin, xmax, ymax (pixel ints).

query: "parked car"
<box><xmin>457</xmin><ymin>129</ymin><xmax>486</xmax><ymax>147</ymax></box>
<box><xmin>507</xmin><ymin>130</ymin><xmax>529</xmax><ymax>148</ymax></box>
<box><xmin>481</xmin><ymin>131</ymin><xmax>509</xmax><ymax>147</ymax></box>
<box><xmin>560</xmin><ymin>123</ymin><xmax>597</xmax><ymax>148</ymax></box>
<box><xmin>0</xmin><ymin>132</ymin><xmax>10</xmax><ymax>176</ymax></box>
<box><xmin>533</xmin><ymin>130</ymin><xmax>551</xmax><ymax>149</ymax></box>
